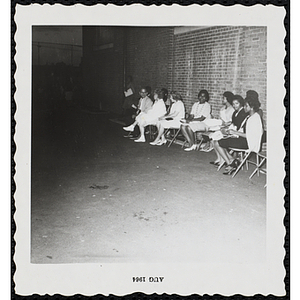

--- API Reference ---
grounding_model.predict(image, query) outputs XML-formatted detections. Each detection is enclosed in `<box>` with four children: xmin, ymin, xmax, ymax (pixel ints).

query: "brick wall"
<box><xmin>82</xmin><ymin>26</ymin><xmax>267</xmax><ymax>125</ymax></box>
<box><xmin>173</xmin><ymin>26</ymin><xmax>267</xmax><ymax>127</ymax></box>
<box><xmin>125</xmin><ymin>27</ymin><xmax>174</xmax><ymax>95</ymax></box>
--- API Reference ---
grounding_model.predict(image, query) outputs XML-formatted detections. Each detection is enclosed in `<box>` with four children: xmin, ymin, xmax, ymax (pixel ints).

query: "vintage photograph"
<box><xmin>13</xmin><ymin>3</ymin><xmax>286</xmax><ymax>296</ymax></box>
<box><xmin>31</xmin><ymin>25</ymin><xmax>267</xmax><ymax>264</ymax></box>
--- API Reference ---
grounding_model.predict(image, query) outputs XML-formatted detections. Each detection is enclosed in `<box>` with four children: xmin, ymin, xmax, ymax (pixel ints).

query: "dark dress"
<box><xmin>218</xmin><ymin>110</ymin><xmax>249</xmax><ymax>149</ymax></box>
<box><xmin>231</xmin><ymin>108</ymin><xmax>248</xmax><ymax>130</ymax></box>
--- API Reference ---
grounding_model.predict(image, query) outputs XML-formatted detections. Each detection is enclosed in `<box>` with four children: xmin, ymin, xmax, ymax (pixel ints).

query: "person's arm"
<box><xmin>193</xmin><ymin>102</ymin><xmax>211</xmax><ymax>121</ymax></box>
<box><xmin>193</xmin><ymin>116</ymin><xmax>206</xmax><ymax>121</ymax></box>
<box><xmin>227</xmin><ymin>129</ymin><xmax>246</xmax><ymax>138</ymax></box>
<box><xmin>245</xmin><ymin>114</ymin><xmax>263</xmax><ymax>152</ymax></box>
<box><xmin>166</xmin><ymin>103</ymin><xmax>179</xmax><ymax>119</ymax></box>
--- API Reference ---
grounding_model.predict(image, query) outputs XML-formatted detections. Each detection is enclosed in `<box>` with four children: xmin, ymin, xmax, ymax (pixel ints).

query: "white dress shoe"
<box><xmin>156</xmin><ymin>140</ymin><xmax>167</xmax><ymax>146</ymax></box>
<box><xmin>123</xmin><ymin>124</ymin><xmax>135</xmax><ymax>132</ymax></box>
<box><xmin>134</xmin><ymin>137</ymin><xmax>146</xmax><ymax>143</ymax></box>
<box><xmin>184</xmin><ymin>144</ymin><xmax>197</xmax><ymax>151</ymax></box>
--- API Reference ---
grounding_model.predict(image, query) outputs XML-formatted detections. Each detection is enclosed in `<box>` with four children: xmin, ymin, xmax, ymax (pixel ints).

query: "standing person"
<box><xmin>123</xmin><ymin>89</ymin><xmax>166</xmax><ymax>142</ymax></box>
<box><xmin>180</xmin><ymin>89</ymin><xmax>211</xmax><ymax>151</ymax></box>
<box><xmin>213</xmin><ymin>93</ymin><xmax>263</xmax><ymax>175</ymax></box>
<box><xmin>122</xmin><ymin>75</ymin><xmax>136</xmax><ymax>115</ymax></box>
<box><xmin>150</xmin><ymin>91</ymin><xmax>185</xmax><ymax>146</ymax></box>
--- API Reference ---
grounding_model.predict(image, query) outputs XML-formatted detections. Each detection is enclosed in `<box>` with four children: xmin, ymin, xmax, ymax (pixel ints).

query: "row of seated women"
<box><xmin>123</xmin><ymin>87</ymin><xmax>264</xmax><ymax>175</ymax></box>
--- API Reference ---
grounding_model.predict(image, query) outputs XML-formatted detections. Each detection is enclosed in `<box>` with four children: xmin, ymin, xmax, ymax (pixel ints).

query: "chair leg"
<box><xmin>232</xmin><ymin>152</ymin><xmax>252</xmax><ymax>178</ymax></box>
<box><xmin>168</xmin><ymin>129</ymin><xmax>181</xmax><ymax>148</ymax></box>
<box><xmin>196</xmin><ymin>137</ymin><xmax>204</xmax><ymax>150</ymax></box>
<box><xmin>249</xmin><ymin>156</ymin><xmax>266</xmax><ymax>179</ymax></box>
<box><xmin>217</xmin><ymin>161</ymin><xmax>226</xmax><ymax>171</ymax></box>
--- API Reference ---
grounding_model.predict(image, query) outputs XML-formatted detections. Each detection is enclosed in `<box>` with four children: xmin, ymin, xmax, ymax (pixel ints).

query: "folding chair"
<box><xmin>230</xmin><ymin>130</ymin><xmax>266</xmax><ymax>178</ymax></box>
<box><xmin>164</xmin><ymin>127</ymin><xmax>182</xmax><ymax>147</ymax></box>
<box><xmin>145</xmin><ymin>124</ymin><xmax>157</xmax><ymax>141</ymax></box>
<box><xmin>179</xmin><ymin>131</ymin><xmax>205</xmax><ymax>150</ymax></box>
<box><xmin>249</xmin><ymin>151</ymin><xmax>267</xmax><ymax>179</ymax></box>
<box><xmin>248</xmin><ymin>131</ymin><xmax>267</xmax><ymax>179</ymax></box>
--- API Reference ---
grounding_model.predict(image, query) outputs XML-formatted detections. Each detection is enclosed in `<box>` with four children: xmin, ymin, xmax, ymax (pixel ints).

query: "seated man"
<box><xmin>124</xmin><ymin>87</ymin><xmax>153</xmax><ymax>138</ymax></box>
<box><xmin>180</xmin><ymin>89</ymin><xmax>211</xmax><ymax>151</ymax></box>
<box><xmin>150</xmin><ymin>91</ymin><xmax>185</xmax><ymax>146</ymax></box>
<box><xmin>123</xmin><ymin>89</ymin><xmax>167</xmax><ymax>143</ymax></box>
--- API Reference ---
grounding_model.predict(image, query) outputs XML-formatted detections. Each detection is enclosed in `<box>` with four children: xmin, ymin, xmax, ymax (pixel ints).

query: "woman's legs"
<box><xmin>214</xmin><ymin>141</ymin><xmax>233</xmax><ymax>165</ymax></box>
<box><xmin>123</xmin><ymin>120</ymin><xmax>137</xmax><ymax>131</ymax></box>
<box><xmin>181</xmin><ymin>125</ymin><xmax>195</xmax><ymax>147</ymax></box>
<box><xmin>151</xmin><ymin>122</ymin><xmax>164</xmax><ymax>144</ymax></box>
<box><xmin>211</xmin><ymin>141</ymin><xmax>221</xmax><ymax>163</ymax></box>
<box><xmin>134</xmin><ymin>122</ymin><xmax>146</xmax><ymax>142</ymax></box>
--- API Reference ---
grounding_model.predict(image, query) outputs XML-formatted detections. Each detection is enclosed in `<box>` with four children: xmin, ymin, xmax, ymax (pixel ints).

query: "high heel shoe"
<box><xmin>150</xmin><ymin>140</ymin><xmax>160</xmax><ymax>145</ymax></box>
<box><xmin>230</xmin><ymin>159</ymin><xmax>240</xmax><ymax>168</ymax></box>
<box><xmin>223</xmin><ymin>166</ymin><xmax>236</xmax><ymax>175</ymax></box>
<box><xmin>156</xmin><ymin>140</ymin><xmax>167</xmax><ymax>146</ymax></box>
<box><xmin>184</xmin><ymin>144</ymin><xmax>197</xmax><ymax>151</ymax></box>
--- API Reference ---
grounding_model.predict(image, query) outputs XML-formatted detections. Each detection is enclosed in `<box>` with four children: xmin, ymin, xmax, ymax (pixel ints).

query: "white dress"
<box><xmin>159</xmin><ymin>100</ymin><xmax>185</xmax><ymax>129</ymax></box>
<box><xmin>188</xmin><ymin>102</ymin><xmax>212</xmax><ymax>132</ymax></box>
<box><xmin>136</xmin><ymin>99</ymin><xmax>166</xmax><ymax>126</ymax></box>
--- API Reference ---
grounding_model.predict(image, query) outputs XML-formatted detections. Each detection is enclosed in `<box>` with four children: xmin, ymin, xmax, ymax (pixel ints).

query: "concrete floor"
<box><xmin>31</xmin><ymin>107</ymin><xmax>266</xmax><ymax>264</ymax></box>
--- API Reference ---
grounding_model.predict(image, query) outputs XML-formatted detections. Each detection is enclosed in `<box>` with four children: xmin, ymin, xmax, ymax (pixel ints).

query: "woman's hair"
<box><xmin>246</xmin><ymin>90</ymin><xmax>259</xmax><ymax>100</ymax></box>
<box><xmin>223</xmin><ymin>91</ymin><xmax>234</xmax><ymax>104</ymax></box>
<box><xmin>245</xmin><ymin>90</ymin><xmax>261</xmax><ymax>112</ymax></box>
<box><xmin>153</xmin><ymin>89</ymin><xmax>165</xmax><ymax>100</ymax></box>
<box><xmin>198</xmin><ymin>89</ymin><xmax>210</xmax><ymax>102</ymax></box>
<box><xmin>245</xmin><ymin>96</ymin><xmax>261</xmax><ymax>112</ymax></box>
<box><xmin>232</xmin><ymin>94</ymin><xmax>244</xmax><ymax>106</ymax></box>
<box><xmin>161</xmin><ymin>88</ymin><xmax>168</xmax><ymax>102</ymax></box>
<box><xmin>145</xmin><ymin>86</ymin><xmax>152</xmax><ymax>96</ymax></box>
<box><xmin>170</xmin><ymin>91</ymin><xmax>183</xmax><ymax>102</ymax></box>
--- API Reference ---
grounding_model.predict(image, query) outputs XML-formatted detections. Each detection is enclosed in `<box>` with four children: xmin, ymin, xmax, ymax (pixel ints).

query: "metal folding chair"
<box><xmin>145</xmin><ymin>124</ymin><xmax>157</xmax><ymax>141</ymax></box>
<box><xmin>164</xmin><ymin>127</ymin><xmax>182</xmax><ymax>147</ymax></box>
<box><xmin>230</xmin><ymin>130</ymin><xmax>267</xmax><ymax>178</ymax></box>
<box><xmin>249</xmin><ymin>151</ymin><xmax>267</xmax><ymax>179</ymax></box>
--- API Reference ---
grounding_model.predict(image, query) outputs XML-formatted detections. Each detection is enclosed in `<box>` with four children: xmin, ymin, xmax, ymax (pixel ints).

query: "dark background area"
<box><xmin>32</xmin><ymin>26</ymin><xmax>267</xmax><ymax>118</ymax></box>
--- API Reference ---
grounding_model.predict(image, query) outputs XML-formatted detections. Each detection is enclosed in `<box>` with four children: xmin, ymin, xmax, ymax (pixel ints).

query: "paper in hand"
<box><xmin>124</xmin><ymin>88</ymin><xmax>133</xmax><ymax>97</ymax></box>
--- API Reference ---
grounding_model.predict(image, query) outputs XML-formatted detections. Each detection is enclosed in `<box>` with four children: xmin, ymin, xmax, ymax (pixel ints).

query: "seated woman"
<box><xmin>199</xmin><ymin>91</ymin><xmax>235</xmax><ymax>152</ymax></box>
<box><xmin>150</xmin><ymin>91</ymin><xmax>185</xmax><ymax>146</ymax></box>
<box><xmin>246</xmin><ymin>89</ymin><xmax>265</xmax><ymax>129</ymax></box>
<box><xmin>213</xmin><ymin>93</ymin><xmax>263</xmax><ymax>175</ymax></box>
<box><xmin>210</xmin><ymin>94</ymin><xmax>248</xmax><ymax>165</ymax></box>
<box><xmin>123</xmin><ymin>89</ymin><xmax>166</xmax><ymax>143</ymax></box>
<box><xmin>180</xmin><ymin>89</ymin><xmax>211</xmax><ymax>151</ymax></box>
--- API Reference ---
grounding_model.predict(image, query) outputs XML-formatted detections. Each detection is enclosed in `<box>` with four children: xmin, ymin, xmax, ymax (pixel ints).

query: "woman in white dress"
<box><xmin>180</xmin><ymin>89</ymin><xmax>211</xmax><ymax>151</ymax></box>
<box><xmin>150</xmin><ymin>91</ymin><xmax>185</xmax><ymax>146</ymax></box>
<box><xmin>123</xmin><ymin>89</ymin><xmax>166</xmax><ymax>143</ymax></box>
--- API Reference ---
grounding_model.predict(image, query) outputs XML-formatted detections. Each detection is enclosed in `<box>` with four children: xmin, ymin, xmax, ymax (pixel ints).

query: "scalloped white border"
<box><xmin>13</xmin><ymin>3</ymin><xmax>286</xmax><ymax>296</ymax></box>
